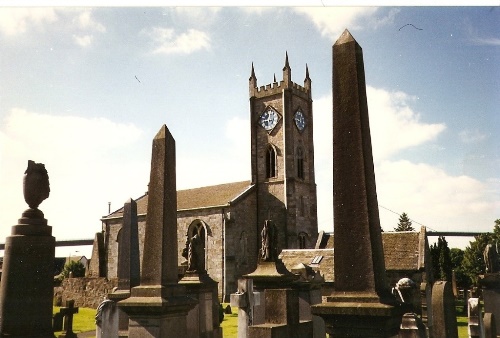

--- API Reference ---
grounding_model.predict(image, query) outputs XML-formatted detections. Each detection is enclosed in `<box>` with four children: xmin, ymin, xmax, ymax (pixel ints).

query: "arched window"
<box><xmin>298</xmin><ymin>232</ymin><xmax>308</xmax><ymax>249</ymax></box>
<box><xmin>296</xmin><ymin>147</ymin><xmax>304</xmax><ymax>179</ymax></box>
<box><xmin>187</xmin><ymin>220</ymin><xmax>207</xmax><ymax>271</ymax></box>
<box><xmin>266</xmin><ymin>145</ymin><xmax>277</xmax><ymax>178</ymax></box>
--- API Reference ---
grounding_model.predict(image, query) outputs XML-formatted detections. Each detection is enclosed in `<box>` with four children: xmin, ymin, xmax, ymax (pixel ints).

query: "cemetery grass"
<box><xmin>221</xmin><ymin>304</ymin><xmax>238</xmax><ymax>338</ymax></box>
<box><xmin>53</xmin><ymin>306</ymin><xmax>96</xmax><ymax>336</ymax></box>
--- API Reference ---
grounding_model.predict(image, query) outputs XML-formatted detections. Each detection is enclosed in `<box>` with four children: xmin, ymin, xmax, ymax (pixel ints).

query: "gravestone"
<box><xmin>483</xmin><ymin>312</ymin><xmax>497</xmax><ymax>338</ymax></box>
<box><xmin>118</xmin><ymin>125</ymin><xmax>196</xmax><ymax>338</ymax></box>
<box><xmin>230</xmin><ymin>278</ymin><xmax>258</xmax><ymax>338</ymax></box>
<box><xmin>0</xmin><ymin>160</ymin><xmax>55</xmax><ymax>337</ymax></box>
<box><xmin>468</xmin><ymin>297</ymin><xmax>483</xmax><ymax>338</ymax></box>
<box><xmin>59</xmin><ymin>299</ymin><xmax>79</xmax><ymax>338</ymax></box>
<box><xmin>311</xmin><ymin>29</ymin><xmax>402</xmax><ymax>337</ymax></box>
<box><xmin>398</xmin><ymin>313</ymin><xmax>426</xmax><ymax>338</ymax></box>
<box><xmin>108</xmin><ymin>198</ymin><xmax>140</xmax><ymax>336</ymax></box>
<box><xmin>479</xmin><ymin>273</ymin><xmax>500</xmax><ymax>337</ymax></box>
<box><xmin>431</xmin><ymin>281</ymin><xmax>458</xmax><ymax>338</ymax></box>
<box><xmin>419</xmin><ymin>282</ymin><xmax>433</xmax><ymax>336</ymax></box>
<box><xmin>95</xmin><ymin>299</ymin><xmax>118</xmax><ymax>338</ymax></box>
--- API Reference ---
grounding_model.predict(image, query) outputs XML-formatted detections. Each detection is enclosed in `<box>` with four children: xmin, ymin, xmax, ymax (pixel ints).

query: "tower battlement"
<box><xmin>249</xmin><ymin>54</ymin><xmax>311</xmax><ymax>100</ymax></box>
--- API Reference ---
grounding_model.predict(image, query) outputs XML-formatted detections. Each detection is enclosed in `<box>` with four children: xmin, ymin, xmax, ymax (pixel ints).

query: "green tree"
<box><xmin>394</xmin><ymin>212</ymin><xmax>415</xmax><ymax>232</ymax></box>
<box><xmin>462</xmin><ymin>219</ymin><xmax>500</xmax><ymax>286</ymax></box>
<box><xmin>430</xmin><ymin>236</ymin><xmax>452</xmax><ymax>281</ymax></box>
<box><xmin>61</xmin><ymin>260</ymin><xmax>86</xmax><ymax>278</ymax></box>
<box><xmin>450</xmin><ymin>248</ymin><xmax>470</xmax><ymax>288</ymax></box>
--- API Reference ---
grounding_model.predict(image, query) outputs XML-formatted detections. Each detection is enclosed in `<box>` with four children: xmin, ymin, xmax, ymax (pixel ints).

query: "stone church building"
<box><xmin>97</xmin><ymin>55</ymin><xmax>319</xmax><ymax>300</ymax></box>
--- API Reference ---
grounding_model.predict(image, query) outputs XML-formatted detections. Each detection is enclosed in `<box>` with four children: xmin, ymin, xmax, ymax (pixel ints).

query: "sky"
<box><xmin>0</xmin><ymin>6</ymin><xmax>498</xmax><ymax>257</ymax></box>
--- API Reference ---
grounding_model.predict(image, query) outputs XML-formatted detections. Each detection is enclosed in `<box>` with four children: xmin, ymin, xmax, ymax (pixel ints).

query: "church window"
<box><xmin>186</xmin><ymin>220</ymin><xmax>207</xmax><ymax>271</ymax></box>
<box><xmin>298</xmin><ymin>232</ymin><xmax>307</xmax><ymax>249</ymax></box>
<box><xmin>296</xmin><ymin>147</ymin><xmax>304</xmax><ymax>179</ymax></box>
<box><xmin>266</xmin><ymin>145</ymin><xmax>277</xmax><ymax>178</ymax></box>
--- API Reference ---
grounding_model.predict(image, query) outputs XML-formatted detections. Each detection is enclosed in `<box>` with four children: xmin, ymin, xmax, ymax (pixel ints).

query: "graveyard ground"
<box><xmin>52</xmin><ymin>304</ymin><xmax>469</xmax><ymax>338</ymax></box>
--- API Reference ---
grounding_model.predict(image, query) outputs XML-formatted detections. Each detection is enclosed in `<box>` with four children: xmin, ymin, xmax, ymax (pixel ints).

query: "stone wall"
<box><xmin>54</xmin><ymin>277</ymin><xmax>117</xmax><ymax>309</ymax></box>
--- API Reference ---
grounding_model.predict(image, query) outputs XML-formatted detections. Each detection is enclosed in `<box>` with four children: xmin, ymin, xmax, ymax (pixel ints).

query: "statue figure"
<box><xmin>23</xmin><ymin>160</ymin><xmax>50</xmax><ymax>209</ymax></box>
<box><xmin>484</xmin><ymin>243</ymin><xmax>499</xmax><ymax>273</ymax></box>
<box><xmin>260</xmin><ymin>220</ymin><xmax>277</xmax><ymax>262</ymax></box>
<box><xmin>187</xmin><ymin>233</ymin><xmax>205</xmax><ymax>272</ymax></box>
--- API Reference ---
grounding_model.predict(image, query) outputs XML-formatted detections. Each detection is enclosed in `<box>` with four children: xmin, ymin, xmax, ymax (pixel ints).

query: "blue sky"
<box><xmin>0</xmin><ymin>7</ymin><xmax>498</xmax><ymax>255</ymax></box>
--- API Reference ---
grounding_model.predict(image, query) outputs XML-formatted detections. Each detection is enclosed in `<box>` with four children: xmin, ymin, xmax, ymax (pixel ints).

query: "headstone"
<box><xmin>95</xmin><ymin>299</ymin><xmax>118</xmax><ymax>338</ymax></box>
<box><xmin>419</xmin><ymin>282</ymin><xmax>433</xmax><ymax>336</ymax></box>
<box><xmin>118</xmin><ymin>125</ymin><xmax>196</xmax><ymax>338</ymax></box>
<box><xmin>59</xmin><ymin>299</ymin><xmax>79</xmax><ymax>338</ymax></box>
<box><xmin>230</xmin><ymin>278</ymin><xmax>256</xmax><ymax>338</ymax></box>
<box><xmin>311</xmin><ymin>29</ymin><xmax>402</xmax><ymax>337</ymax></box>
<box><xmin>398</xmin><ymin>313</ymin><xmax>426</xmax><ymax>338</ymax></box>
<box><xmin>431</xmin><ymin>281</ymin><xmax>458</xmax><ymax>338</ymax></box>
<box><xmin>479</xmin><ymin>273</ymin><xmax>500</xmax><ymax>337</ymax></box>
<box><xmin>224</xmin><ymin>305</ymin><xmax>232</xmax><ymax>314</ymax></box>
<box><xmin>483</xmin><ymin>312</ymin><xmax>497</xmax><ymax>338</ymax></box>
<box><xmin>468</xmin><ymin>297</ymin><xmax>483</xmax><ymax>338</ymax></box>
<box><xmin>0</xmin><ymin>160</ymin><xmax>55</xmax><ymax>337</ymax></box>
<box><xmin>108</xmin><ymin>198</ymin><xmax>140</xmax><ymax>336</ymax></box>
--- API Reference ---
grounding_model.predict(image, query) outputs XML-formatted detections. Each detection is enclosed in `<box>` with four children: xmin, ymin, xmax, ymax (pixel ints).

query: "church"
<box><xmin>98</xmin><ymin>55</ymin><xmax>319</xmax><ymax>301</ymax></box>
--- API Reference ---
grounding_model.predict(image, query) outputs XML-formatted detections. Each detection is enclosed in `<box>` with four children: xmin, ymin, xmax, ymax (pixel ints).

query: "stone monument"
<box><xmin>311</xmin><ymin>29</ymin><xmax>402</xmax><ymax>337</ymax></box>
<box><xmin>108</xmin><ymin>198</ymin><xmax>140</xmax><ymax>337</ymax></box>
<box><xmin>0</xmin><ymin>160</ymin><xmax>55</xmax><ymax>337</ymax></box>
<box><xmin>431</xmin><ymin>281</ymin><xmax>458</xmax><ymax>338</ymax></box>
<box><xmin>118</xmin><ymin>125</ymin><xmax>196</xmax><ymax>337</ymax></box>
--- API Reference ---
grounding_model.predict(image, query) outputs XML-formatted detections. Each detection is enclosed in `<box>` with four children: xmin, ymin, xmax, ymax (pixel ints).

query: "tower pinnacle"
<box><xmin>282</xmin><ymin>51</ymin><xmax>291</xmax><ymax>88</ymax></box>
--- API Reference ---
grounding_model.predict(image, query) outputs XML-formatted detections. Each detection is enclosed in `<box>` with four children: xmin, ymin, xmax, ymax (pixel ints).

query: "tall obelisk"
<box><xmin>311</xmin><ymin>29</ymin><xmax>402</xmax><ymax>337</ymax></box>
<box><xmin>118</xmin><ymin>125</ymin><xmax>195</xmax><ymax>338</ymax></box>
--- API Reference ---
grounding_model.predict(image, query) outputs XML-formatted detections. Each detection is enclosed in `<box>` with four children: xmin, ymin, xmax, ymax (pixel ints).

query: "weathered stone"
<box><xmin>398</xmin><ymin>313</ymin><xmax>426</xmax><ymax>338</ymax></box>
<box><xmin>480</xmin><ymin>273</ymin><xmax>500</xmax><ymax>336</ymax></box>
<box><xmin>59</xmin><ymin>299</ymin><xmax>79</xmax><ymax>338</ymax></box>
<box><xmin>87</xmin><ymin>232</ymin><xmax>105</xmax><ymax>277</ymax></box>
<box><xmin>431</xmin><ymin>281</ymin><xmax>458</xmax><ymax>338</ymax></box>
<box><xmin>483</xmin><ymin>312</ymin><xmax>497</xmax><ymax>338</ymax></box>
<box><xmin>118</xmin><ymin>125</ymin><xmax>195</xmax><ymax>338</ymax></box>
<box><xmin>468</xmin><ymin>297</ymin><xmax>482</xmax><ymax>338</ymax></box>
<box><xmin>311</xmin><ymin>28</ymin><xmax>401</xmax><ymax>338</ymax></box>
<box><xmin>96</xmin><ymin>299</ymin><xmax>118</xmax><ymax>338</ymax></box>
<box><xmin>0</xmin><ymin>161</ymin><xmax>55</xmax><ymax>337</ymax></box>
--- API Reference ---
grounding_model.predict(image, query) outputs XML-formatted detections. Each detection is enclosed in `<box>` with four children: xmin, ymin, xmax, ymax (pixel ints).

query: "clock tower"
<box><xmin>249</xmin><ymin>53</ymin><xmax>318</xmax><ymax>250</ymax></box>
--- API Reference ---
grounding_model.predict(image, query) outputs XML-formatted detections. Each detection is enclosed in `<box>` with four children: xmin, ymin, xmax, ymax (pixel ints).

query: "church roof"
<box><xmin>280</xmin><ymin>230</ymin><xmax>426</xmax><ymax>283</ymax></box>
<box><xmin>104</xmin><ymin>180</ymin><xmax>253</xmax><ymax>219</ymax></box>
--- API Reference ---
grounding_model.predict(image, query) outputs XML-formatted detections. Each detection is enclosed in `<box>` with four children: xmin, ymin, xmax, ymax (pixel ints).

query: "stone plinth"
<box><xmin>179</xmin><ymin>271</ymin><xmax>222</xmax><ymax>338</ymax></box>
<box><xmin>479</xmin><ymin>273</ymin><xmax>500</xmax><ymax>337</ymax></box>
<box><xmin>0</xmin><ymin>209</ymin><xmax>55</xmax><ymax>337</ymax></box>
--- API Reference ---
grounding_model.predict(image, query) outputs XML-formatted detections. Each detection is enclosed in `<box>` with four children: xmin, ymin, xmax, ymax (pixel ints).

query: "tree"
<box><xmin>450</xmin><ymin>248</ymin><xmax>470</xmax><ymax>289</ymax></box>
<box><xmin>394</xmin><ymin>212</ymin><xmax>415</xmax><ymax>232</ymax></box>
<box><xmin>61</xmin><ymin>260</ymin><xmax>86</xmax><ymax>278</ymax></box>
<box><xmin>430</xmin><ymin>236</ymin><xmax>452</xmax><ymax>281</ymax></box>
<box><xmin>462</xmin><ymin>219</ymin><xmax>500</xmax><ymax>286</ymax></box>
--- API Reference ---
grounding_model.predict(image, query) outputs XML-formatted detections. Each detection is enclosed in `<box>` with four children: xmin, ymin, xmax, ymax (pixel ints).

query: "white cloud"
<box><xmin>312</xmin><ymin>86</ymin><xmax>498</xmax><ymax>242</ymax></box>
<box><xmin>0</xmin><ymin>8</ymin><xmax>58</xmax><ymax>36</ymax></box>
<box><xmin>73</xmin><ymin>34</ymin><xmax>93</xmax><ymax>47</ymax></box>
<box><xmin>173</xmin><ymin>7</ymin><xmax>221</xmax><ymax>25</ymax></box>
<box><xmin>0</xmin><ymin>109</ymin><xmax>149</xmax><ymax>243</ymax></box>
<box><xmin>367</xmin><ymin>86</ymin><xmax>446</xmax><ymax>161</ymax></box>
<box><xmin>459</xmin><ymin>129</ymin><xmax>488</xmax><ymax>144</ymax></box>
<box><xmin>144</xmin><ymin>27</ymin><xmax>211</xmax><ymax>55</ymax></box>
<box><xmin>293</xmin><ymin>7</ymin><xmax>379</xmax><ymax>38</ymax></box>
<box><xmin>73</xmin><ymin>10</ymin><xmax>106</xmax><ymax>33</ymax></box>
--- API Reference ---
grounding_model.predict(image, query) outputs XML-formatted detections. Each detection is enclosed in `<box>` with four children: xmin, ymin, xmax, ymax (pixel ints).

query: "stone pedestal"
<box><xmin>0</xmin><ymin>209</ymin><xmax>55</xmax><ymax>337</ymax></box>
<box><xmin>179</xmin><ymin>271</ymin><xmax>223</xmax><ymax>338</ymax></box>
<box><xmin>480</xmin><ymin>273</ymin><xmax>500</xmax><ymax>337</ymax></box>
<box><xmin>248</xmin><ymin>288</ymin><xmax>312</xmax><ymax>338</ymax></box>
<box><xmin>107</xmin><ymin>291</ymin><xmax>130</xmax><ymax>337</ymax></box>
<box><xmin>96</xmin><ymin>299</ymin><xmax>119</xmax><ymax>338</ymax></box>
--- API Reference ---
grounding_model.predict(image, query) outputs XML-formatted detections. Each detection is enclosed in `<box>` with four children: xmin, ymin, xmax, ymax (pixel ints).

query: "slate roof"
<box><xmin>280</xmin><ymin>230</ymin><xmax>425</xmax><ymax>283</ymax></box>
<box><xmin>104</xmin><ymin>180</ymin><xmax>253</xmax><ymax>218</ymax></box>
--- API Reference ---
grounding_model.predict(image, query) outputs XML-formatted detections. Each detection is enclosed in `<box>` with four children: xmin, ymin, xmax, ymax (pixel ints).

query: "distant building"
<box><xmin>280</xmin><ymin>226</ymin><xmax>433</xmax><ymax>308</ymax></box>
<box><xmin>98</xmin><ymin>57</ymin><xmax>319</xmax><ymax>300</ymax></box>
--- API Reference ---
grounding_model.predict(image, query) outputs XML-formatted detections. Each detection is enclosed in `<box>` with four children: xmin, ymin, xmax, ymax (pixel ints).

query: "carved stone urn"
<box><xmin>23</xmin><ymin>160</ymin><xmax>50</xmax><ymax>210</ymax></box>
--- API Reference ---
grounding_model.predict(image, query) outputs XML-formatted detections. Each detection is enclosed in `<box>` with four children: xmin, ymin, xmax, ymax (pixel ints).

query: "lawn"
<box><xmin>53</xmin><ymin>306</ymin><xmax>96</xmax><ymax>336</ymax></box>
<box><xmin>220</xmin><ymin>304</ymin><xmax>238</xmax><ymax>338</ymax></box>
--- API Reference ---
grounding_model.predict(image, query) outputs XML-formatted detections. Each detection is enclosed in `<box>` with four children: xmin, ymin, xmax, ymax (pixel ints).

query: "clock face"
<box><xmin>259</xmin><ymin>108</ymin><xmax>280</xmax><ymax>131</ymax></box>
<box><xmin>294</xmin><ymin>109</ymin><xmax>306</xmax><ymax>131</ymax></box>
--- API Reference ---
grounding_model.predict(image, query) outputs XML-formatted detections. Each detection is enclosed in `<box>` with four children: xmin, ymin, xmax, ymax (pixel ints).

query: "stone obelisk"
<box><xmin>118</xmin><ymin>125</ymin><xmax>195</xmax><ymax>338</ymax></box>
<box><xmin>311</xmin><ymin>29</ymin><xmax>402</xmax><ymax>337</ymax></box>
<box><xmin>0</xmin><ymin>161</ymin><xmax>55</xmax><ymax>337</ymax></box>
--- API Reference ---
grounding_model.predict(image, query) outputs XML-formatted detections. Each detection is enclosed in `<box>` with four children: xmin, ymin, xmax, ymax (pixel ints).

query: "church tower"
<box><xmin>249</xmin><ymin>54</ymin><xmax>318</xmax><ymax>250</ymax></box>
